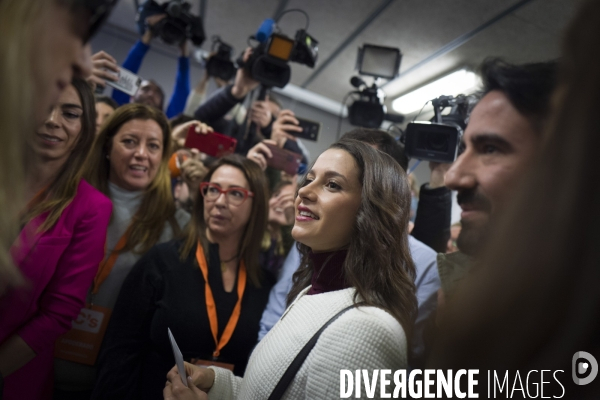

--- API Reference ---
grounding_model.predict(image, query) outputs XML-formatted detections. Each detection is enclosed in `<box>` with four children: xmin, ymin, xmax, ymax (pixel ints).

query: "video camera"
<box><xmin>205</xmin><ymin>36</ymin><xmax>236</xmax><ymax>82</ymax></box>
<box><xmin>137</xmin><ymin>0</ymin><xmax>205</xmax><ymax>46</ymax></box>
<box><xmin>404</xmin><ymin>95</ymin><xmax>470</xmax><ymax>163</ymax></box>
<box><xmin>347</xmin><ymin>44</ymin><xmax>404</xmax><ymax>128</ymax></box>
<box><xmin>237</xmin><ymin>13</ymin><xmax>318</xmax><ymax>88</ymax></box>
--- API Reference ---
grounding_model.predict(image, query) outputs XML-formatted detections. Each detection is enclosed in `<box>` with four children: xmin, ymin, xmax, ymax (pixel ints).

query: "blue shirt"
<box><xmin>111</xmin><ymin>40</ymin><xmax>190</xmax><ymax>118</ymax></box>
<box><xmin>258</xmin><ymin>236</ymin><xmax>440</xmax><ymax>359</ymax></box>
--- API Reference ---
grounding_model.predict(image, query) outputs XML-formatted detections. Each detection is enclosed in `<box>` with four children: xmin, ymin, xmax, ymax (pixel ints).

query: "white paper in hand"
<box><xmin>168</xmin><ymin>328</ymin><xmax>189</xmax><ymax>387</ymax></box>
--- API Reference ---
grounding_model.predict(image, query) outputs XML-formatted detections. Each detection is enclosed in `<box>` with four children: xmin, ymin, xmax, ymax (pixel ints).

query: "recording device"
<box><xmin>347</xmin><ymin>76</ymin><xmax>405</xmax><ymax>128</ymax></box>
<box><xmin>105</xmin><ymin>67</ymin><xmax>142</xmax><ymax>96</ymax></box>
<box><xmin>237</xmin><ymin>13</ymin><xmax>318</xmax><ymax>88</ymax></box>
<box><xmin>285</xmin><ymin>117</ymin><xmax>321</xmax><ymax>141</ymax></box>
<box><xmin>346</xmin><ymin>44</ymin><xmax>404</xmax><ymax>128</ymax></box>
<box><xmin>264</xmin><ymin>143</ymin><xmax>303</xmax><ymax>175</ymax></box>
<box><xmin>137</xmin><ymin>0</ymin><xmax>205</xmax><ymax>46</ymax></box>
<box><xmin>404</xmin><ymin>95</ymin><xmax>469</xmax><ymax>163</ymax></box>
<box><xmin>184</xmin><ymin>127</ymin><xmax>237</xmax><ymax>158</ymax></box>
<box><xmin>205</xmin><ymin>36</ymin><xmax>235</xmax><ymax>82</ymax></box>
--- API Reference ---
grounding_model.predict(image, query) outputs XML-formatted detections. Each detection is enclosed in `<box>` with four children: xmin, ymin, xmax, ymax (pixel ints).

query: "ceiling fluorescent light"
<box><xmin>392</xmin><ymin>69</ymin><xmax>479</xmax><ymax>115</ymax></box>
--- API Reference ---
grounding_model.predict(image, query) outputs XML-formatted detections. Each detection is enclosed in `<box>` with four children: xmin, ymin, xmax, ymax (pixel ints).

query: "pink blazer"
<box><xmin>0</xmin><ymin>179</ymin><xmax>112</xmax><ymax>399</ymax></box>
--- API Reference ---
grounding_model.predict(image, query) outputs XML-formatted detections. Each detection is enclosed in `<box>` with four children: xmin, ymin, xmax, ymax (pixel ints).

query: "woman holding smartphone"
<box><xmin>164</xmin><ymin>139</ymin><xmax>417</xmax><ymax>399</ymax></box>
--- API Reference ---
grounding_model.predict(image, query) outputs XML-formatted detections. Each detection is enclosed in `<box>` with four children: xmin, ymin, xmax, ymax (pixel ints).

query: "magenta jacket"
<box><xmin>0</xmin><ymin>179</ymin><xmax>112</xmax><ymax>399</ymax></box>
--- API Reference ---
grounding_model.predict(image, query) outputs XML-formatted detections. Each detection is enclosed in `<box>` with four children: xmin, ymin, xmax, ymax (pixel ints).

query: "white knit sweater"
<box><xmin>208</xmin><ymin>287</ymin><xmax>407</xmax><ymax>399</ymax></box>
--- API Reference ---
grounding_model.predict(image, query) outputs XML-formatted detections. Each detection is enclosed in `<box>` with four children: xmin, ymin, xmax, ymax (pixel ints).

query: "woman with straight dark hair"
<box><xmin>93</xmin><ymin>154</ymin><xmax>274</xmax><ymax>399</ymax></box>
<box><xmin>0</xmin><ymin>77</ymin><xmax>112</xmax><ymax>399</ymax></box>
<box><xmin>54</xmin><ymin>103</ymin><xmax>190</xmax><ymax>399</ymax></box>
<box><xmin>164</xmin><ymin>139</ymin><xmax>417</xmax><ymax>399</ymax></box>
<box><xmin>428</xmin><ymin>0</ymin><xmax>600</xmax><ymax>397</ymax></box>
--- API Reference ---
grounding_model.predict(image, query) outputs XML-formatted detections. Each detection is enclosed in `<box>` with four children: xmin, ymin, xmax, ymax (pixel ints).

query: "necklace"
<box><xmin>220</xmin><ymin>254</ymin><xmax>239</xmax><ymax>272</ymax></box>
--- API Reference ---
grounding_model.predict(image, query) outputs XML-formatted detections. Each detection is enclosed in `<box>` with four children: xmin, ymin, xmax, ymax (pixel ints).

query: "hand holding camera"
<box><xmin>231</xmin><ymin>48</ymin><xmax>260</xmax><ymax>99</ymax></box>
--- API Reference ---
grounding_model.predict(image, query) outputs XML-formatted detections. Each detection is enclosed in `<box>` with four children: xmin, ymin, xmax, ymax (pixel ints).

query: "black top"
<box><xmin>411</xmin><ymin>183</ymin><xmax>452</xmax><ymax>253</ymax></box>
<box><xmin>92</xmin><ymin>240</ymin><xmax>274</xmax><ymax>400</ymax></box>
<box><xmin>307</xmin><ymin>250</ymin><xmax>349</xmax><ymax>295</ymax></box>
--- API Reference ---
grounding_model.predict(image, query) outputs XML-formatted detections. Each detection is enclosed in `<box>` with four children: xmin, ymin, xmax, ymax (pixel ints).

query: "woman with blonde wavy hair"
<box><xmin>53</xmin><ymin>103</ymin><xmax>192</xmax><ymax>399</ymax></box>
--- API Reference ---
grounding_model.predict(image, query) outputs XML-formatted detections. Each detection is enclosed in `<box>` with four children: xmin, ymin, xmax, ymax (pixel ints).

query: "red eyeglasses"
<box><xmin>199</xmin><ymin>182</ymin><xmax>254</xmax><ymax>206</ymax></box>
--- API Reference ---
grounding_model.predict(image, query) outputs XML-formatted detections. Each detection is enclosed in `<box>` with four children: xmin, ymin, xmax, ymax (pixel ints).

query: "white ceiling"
<box><xmin>104</xmin><ymin>0</ymin><xmax>580</xmax><ymax>117</ymax></box>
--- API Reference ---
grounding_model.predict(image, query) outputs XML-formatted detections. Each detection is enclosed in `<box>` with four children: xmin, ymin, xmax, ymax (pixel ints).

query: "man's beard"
<box><xmin>456</xmin><ymin>187</ymin><xmax>492</xmax><ymax>256</ymax></box>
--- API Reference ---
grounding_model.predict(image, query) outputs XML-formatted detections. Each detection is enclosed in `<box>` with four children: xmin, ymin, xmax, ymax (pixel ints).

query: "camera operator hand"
<box><xmin>231</xmin><ymin>47</ymin><xmax>260</xmax><ymax>100</ymax></box>
<box><xmin>249</xmin><ymin>101</ymin><xmax>273</xmax><ymax>128</ymax></box>
<box><xmin>141</xmin><ymin>14</ymin><xmax>167</xmax><ymax>44</ymax></box>
<box><xmin>180</xmin><ymin>40</ymin><xmax>190</xmax><ymax>58</ymax></box>
<box><xmin>86</xmin><ymin>50</ymin><xmax>119</xmax><ymax>91</ymax></box>
<box><xmin>246</xmin><ymin>139</ymin><xmax>278</xmax><ymax>171</ymax></box>
<box><xmin>429</xmin><ymin>162</ymin><xmax>453</xmax><ymax>189</ymax></box>
<box><xmin>171</xmin><ymin>120</ymin><xmax>214</xmax><ymax>149</ymax></box>
<box><xmin>272</xmin><ymin>110</ymin><xmax>302</xmax><ymax>146</ymax></box>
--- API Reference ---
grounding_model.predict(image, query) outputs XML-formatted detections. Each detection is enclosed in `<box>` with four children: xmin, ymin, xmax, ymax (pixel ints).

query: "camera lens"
<box><xmin>426</xmin><ymin>132</ymin><xmax>449</xmax><ymax>152</ymax></box>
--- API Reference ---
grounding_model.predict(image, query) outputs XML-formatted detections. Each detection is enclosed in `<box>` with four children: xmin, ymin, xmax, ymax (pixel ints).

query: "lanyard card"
<box><xmin>168</xmin><ymin>328</ymin><xmax>189</xmax><ymax>387</ymax></box>
<box><xmin>54</xmin><ymin>305</ymin><xmax>112</xmax><ymax>365</ymax></box>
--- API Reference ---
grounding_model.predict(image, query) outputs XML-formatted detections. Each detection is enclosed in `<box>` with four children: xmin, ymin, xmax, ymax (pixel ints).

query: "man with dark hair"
<box><xmin>438</xmin><ymin>58</ymin><xmax>558</xmax><ymax>298</ymax></box>
<box><xmin>342</xmin><ymin>128</ymin><xmax>409</xmax><ymax>171</ymax></box>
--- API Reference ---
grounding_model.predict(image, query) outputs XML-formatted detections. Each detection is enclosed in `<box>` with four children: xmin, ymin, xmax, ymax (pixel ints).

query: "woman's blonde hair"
<box><xmin>0</xmin><ymin>0</ymin><xmax>48</xmax><ymax>288</ymax></box>
<box><xmin>84</xmin><ymin>103</ymin><xmax>178</xmax><ymax>254</ymax></box>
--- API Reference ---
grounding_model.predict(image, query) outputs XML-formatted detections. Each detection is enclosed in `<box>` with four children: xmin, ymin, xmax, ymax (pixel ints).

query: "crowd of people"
<box><xmin>0</xmin><ymin>0</ymin><xmax>599</xmax><ymax>399</ymax></box>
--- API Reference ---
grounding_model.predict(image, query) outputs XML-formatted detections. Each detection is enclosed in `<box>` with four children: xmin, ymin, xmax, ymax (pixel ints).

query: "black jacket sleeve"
<box><xmin>193</xmin><ymin>84</ymin><xmax>243</xmax><ymax>126</ymax></box>
<box><xmin>92</xmin><ymin>249</ymin><xmax>161</xmax><ymax>400</ymax></box>
<box><xmin>411</xmin><ymin>183</ymin><xmax>452</xmax><ymax>253</ymax></box>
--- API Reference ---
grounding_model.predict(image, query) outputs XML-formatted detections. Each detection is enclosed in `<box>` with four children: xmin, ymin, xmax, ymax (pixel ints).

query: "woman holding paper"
<box><xmin>164</xmin><ymin>139</ymin><xmax>417</xmax><ymax>399</ymax></box>
<box><xmin>92</xmin><ymin>155</ymin><xmax>274</xmax><ymax>400</ymax></box>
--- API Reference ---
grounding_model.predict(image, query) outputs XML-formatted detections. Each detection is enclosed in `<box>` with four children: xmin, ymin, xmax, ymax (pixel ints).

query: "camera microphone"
<box><xmin>350</xmin><ymin>76</ymin><xmax>366</xmax><ymax>88</ymax></box>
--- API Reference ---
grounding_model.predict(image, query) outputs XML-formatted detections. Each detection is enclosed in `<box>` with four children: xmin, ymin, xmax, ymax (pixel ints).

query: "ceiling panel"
<box><xmin>101</xmin><ymin>0</ymin><xmax>581</xmax><ymax>113</ymax></box>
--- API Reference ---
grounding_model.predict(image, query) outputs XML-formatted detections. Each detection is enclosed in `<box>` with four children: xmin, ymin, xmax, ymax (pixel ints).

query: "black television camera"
<box><xmin>347</xmin><ymin>44</ymin><xmax>404</xmax><ymax>128</ymax></box>
<box><xmin>237</xmin><ymin>14</ymin><xmax>318</xmax><ymax>88</ymax></box>
<box><xmin>404</xmin><ymin>95</ymin><xmax>470</xmax><ymax>163</ymax></box>
<box><xmin>137</xmin><ymin>0</ymin><xmax>205</xmax><ymax>46</ymax></box>
<box><xmin>205</xmin><ymin>36</ymin><xmax>235</xmax><ymax>82</ymax></box>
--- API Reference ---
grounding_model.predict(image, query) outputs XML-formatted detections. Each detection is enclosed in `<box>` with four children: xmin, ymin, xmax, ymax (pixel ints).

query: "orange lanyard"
<box><xmin>92</xmin><ymin>233</ymin><xmax>128</xmax><ymax>295</ymax></box>
<box><xmin>195</xmin><ymin>241</ymin><xmax>246</xmax><ymax>358</ymax></box>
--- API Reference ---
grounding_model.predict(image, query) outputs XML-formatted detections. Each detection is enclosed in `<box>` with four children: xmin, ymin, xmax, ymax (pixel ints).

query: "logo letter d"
<box><xmin>572</xmin><ymin>351</ymin><xmax>598</xmax><ymax>385</ymax></box>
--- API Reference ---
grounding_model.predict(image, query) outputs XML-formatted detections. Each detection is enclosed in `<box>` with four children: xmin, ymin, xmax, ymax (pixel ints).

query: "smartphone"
<box><xmin>265</xmin><ymin>143</ymin><xmax>303</xmax><ymax>175</ymax></box>
<box><xmin>184</xmin><ymin>127</ymin><xmax>237</xmax><ymax>158</ymax></box>
<box><xmin>287</xmin><ymin>117</ymin><xmax>321</xmax><ymax>142</ymax></box>
<box><xmin>105</xmin><ymin>67</ymin><xmax>142</xmax><ymax>96</ymax></box>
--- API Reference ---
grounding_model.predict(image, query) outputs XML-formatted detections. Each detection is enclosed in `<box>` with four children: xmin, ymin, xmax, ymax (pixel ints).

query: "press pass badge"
<box><xmin>106</xmin><ymin>67</ymin><xmax>142</xmax><ymax>96</ymax></box>
<box><xmin>168</xmin><ymin>328</ymin><xmax>189</xmax><ymax>387</ymax></box>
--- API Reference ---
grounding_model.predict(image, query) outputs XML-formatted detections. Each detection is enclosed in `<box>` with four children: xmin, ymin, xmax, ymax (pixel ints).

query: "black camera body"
<box><xmin>404</xmin><ymin>95</ymin><xmax>469</xmax><ymax>163</ymax></box>
<box><xmin>405</xmin><ymin>122</ymin><xmax>461</xmax><ymax>163</ymax></box>
<box><xmin>238</xmin><ymin>28</ymin><xmax>318</xmax><ymax>88</ymax></box>
<box><xmin>138</xmin><ymin>0</ymin><xmax>205</xmax><ymax>46</ymax></box>
<box><xmin>348</xmin><ymin>85</ymin><xmax>385</xmax><ymax>128</ymax></box>
<box><xmin>206</xmin><ymin>37</ymin><xmax>235</xmax><ymax>81</ymax></box>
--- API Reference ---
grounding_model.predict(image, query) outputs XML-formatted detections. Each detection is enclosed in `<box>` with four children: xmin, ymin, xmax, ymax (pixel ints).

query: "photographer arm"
<box><xmin>411</xmin><ymin>163</ymin><xmax>452</xmax><ymax>253</ymax></box>
<box><xmin>110</xmin><ymin>39</ymin><xmax>150</xmax><ymax>106</ymax></box>
<box><xmin>166</xmin><ymin>41</ymin><xmax>191</xmax><ymax>118</ymax></box>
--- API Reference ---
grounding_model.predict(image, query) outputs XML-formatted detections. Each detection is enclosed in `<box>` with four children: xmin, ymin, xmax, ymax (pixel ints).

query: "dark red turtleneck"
<box><xmin>307</xmin><ymin>249</ymin><xmax>349</xmax><ymax>295</ymax></box>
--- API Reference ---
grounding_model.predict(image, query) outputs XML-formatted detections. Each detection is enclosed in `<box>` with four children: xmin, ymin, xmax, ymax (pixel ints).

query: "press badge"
<box><xmin>105</xmin><ymin>67</ymin><xmax>142</xmax><ymax>96</ymax></box>
<box><xmin>54</xmin><ymin>305</ymin><xmax>112</xmax><ymax>365</ymax></box>
<box><xmin>192</xmin><ymin>358</ymin><xmax>235</xmax><ymax>371</ymax></box>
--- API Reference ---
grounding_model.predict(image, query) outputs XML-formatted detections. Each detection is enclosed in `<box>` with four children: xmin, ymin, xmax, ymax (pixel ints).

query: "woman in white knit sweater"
<box><xmin>164</xmin><ymin>139</ymin><xmax>417</xmax><ymax>399</ymax></box>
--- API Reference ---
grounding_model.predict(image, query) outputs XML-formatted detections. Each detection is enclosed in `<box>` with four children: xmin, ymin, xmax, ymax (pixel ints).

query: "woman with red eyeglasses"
<box><xmin>92</xmin><ymin>155</ymin><xmax>274</xmax><ymax>400</ymax></box>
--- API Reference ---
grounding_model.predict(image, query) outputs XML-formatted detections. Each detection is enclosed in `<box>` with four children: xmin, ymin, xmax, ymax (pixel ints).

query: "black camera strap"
<box><xmin>267</xmin><ymin>304</ymin><xmax>357</xmax><ymax>400</ymax></box>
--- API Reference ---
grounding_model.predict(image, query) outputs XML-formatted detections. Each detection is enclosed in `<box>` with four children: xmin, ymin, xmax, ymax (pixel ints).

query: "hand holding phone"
<box><xmin>184</xmin><ymin>127</ymin><xmax>237</xmax><ymax>158</ymax></box>
<box><xmin>264</xmin><ymin>143</ymin><xmax>302</xmax><ymax>175</ymax></box>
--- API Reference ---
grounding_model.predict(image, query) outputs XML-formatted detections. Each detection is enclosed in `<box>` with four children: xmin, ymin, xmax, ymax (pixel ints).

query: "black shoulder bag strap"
<box><xmin>267</xmin><ymin>304</ymin><xmax>358</xmax><ymax>400</ymax></box>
